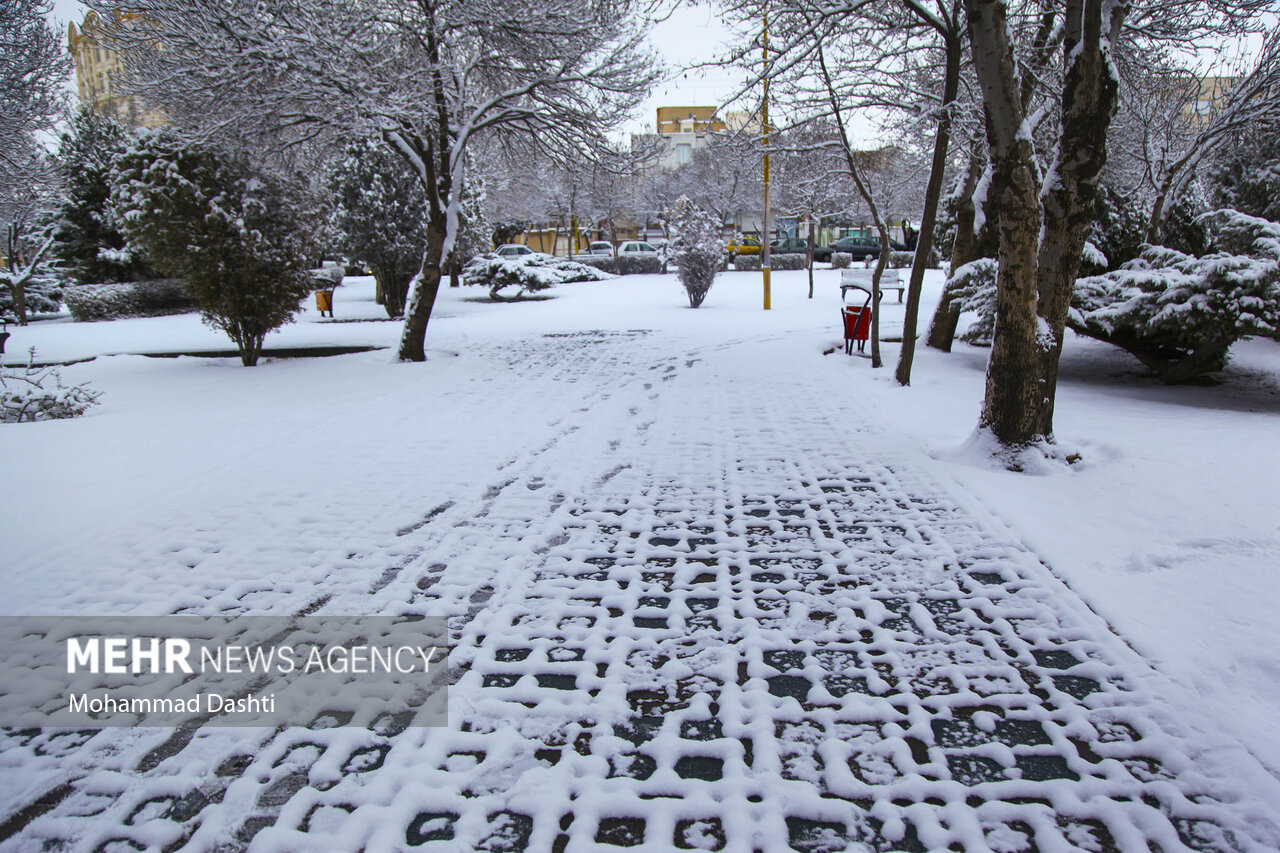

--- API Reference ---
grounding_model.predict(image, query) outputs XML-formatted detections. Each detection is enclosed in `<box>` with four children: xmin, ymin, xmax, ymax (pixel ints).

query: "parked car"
<box><xmin>828</xmin><ymin>235</ymin><xmax>882</xmax><ymax>261</ymax></box>
<box><xmin>495</xmin><ymin>244</ymin><xmax>536</xmax><ymax>257</ymax></box>
<box><xmin>726</xmin><ymin>236</ymin><xmax>762</xmax><ymax>258</ymax></box>
<box><xmin>587</xmin><ymin>241</ymin><xmax>614</xmax><ymax>258</ymax></box>
<box><xmin>769</xmin><ymin>237</ymin><xmax>811</xmax><ymax>255</ymax></box>
<box><xmin>618</xmin><ymin>241</ymin><xmax>659</xmax><ymax>256</ymax></box>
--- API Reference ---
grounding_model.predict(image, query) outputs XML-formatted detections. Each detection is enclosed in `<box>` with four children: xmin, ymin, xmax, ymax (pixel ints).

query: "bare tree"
<box><xmin>772</xmin><ymin>123</ymin><xmax>850</xmax><ymax>298</ymax></box>
<box><xmin>716</xmin><ymin>0</ymin><xmax>970</xmax><ymax>382</ymax></box>
<box><xmin>1127</xmin><ymin>32</ymin><xmax>1280</xmax><ymax>242</ymax></box>
<box><xmin>1</xmin><ymin>0</ymin><xmax>69</xmax><ymax>172</ymax></box>
<box><xmin>676</xmin><ymin>133</ymin><xmax>763</xmax><ymax>237</ymax></box>
<box><xmin>1</xmin><ymin>0</ymin><xmax>69</xmax><ymax>324</ymax></box>
<box><xmin>92</xmin><ymin>0</ymin><xmax>660</xmax><ymax>361</ymax></box>
<box><xmin>817</xmin><ymin>46</ymin><xmax>896</xmax><ymax>369</ymax></box>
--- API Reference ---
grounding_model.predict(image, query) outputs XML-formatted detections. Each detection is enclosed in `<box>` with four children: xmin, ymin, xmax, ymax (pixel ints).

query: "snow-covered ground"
<box><xmin>2</xmin><ymin>269</ymin><xmax>1278</xmax><ymax>851</ymax></box>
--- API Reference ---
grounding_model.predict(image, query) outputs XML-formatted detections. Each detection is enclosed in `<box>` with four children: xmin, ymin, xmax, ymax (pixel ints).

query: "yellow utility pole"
<box><xmin>761</xmin><ymin>7</ymin><xmax>771</xmax><ymax>310</ymax></box>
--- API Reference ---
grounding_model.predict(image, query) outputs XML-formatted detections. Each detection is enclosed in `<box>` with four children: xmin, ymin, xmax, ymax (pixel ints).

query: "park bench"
<box><xmin>841</xmin><ymin>268</ymin><xmax>904</xmax><ymax>303</ymax></box>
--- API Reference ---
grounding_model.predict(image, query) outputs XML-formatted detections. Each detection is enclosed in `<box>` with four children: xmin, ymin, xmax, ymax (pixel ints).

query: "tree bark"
<box><xmin>806</xmin><ymin>220</ymin><xmax>815</xmax><ymax>299</ymax></box>
<box><xmin>926</xmin><ymin>152</ymin><xmax>985</xmax><ymax>352</ymax></box>
<box><xmin>967</xmin><ymin>0</ymin><xmax>1045</xmax><ymax>446</ymax></box>
<box><xmin>398</xmin><ymin>212</ymin><xmax>448</xmax><ymax>362</ymax></box>
<box><xmin>372</xmin><ymin>263</ymin><xmax>407</xmax><ymax>318</ymax></box>
<box><xmin>896</xmin><ymin>29</ymin><xmax>961</xmax><ymax>385</ymax></box>
<box><xmin>1031</xmin><ymin>0</ymin><xmax>1125</xmax><ymax>438</ymax></box>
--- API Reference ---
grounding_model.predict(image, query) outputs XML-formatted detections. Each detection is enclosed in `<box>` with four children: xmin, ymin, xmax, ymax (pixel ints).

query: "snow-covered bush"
<box><xmin>1</xmin><ymin>350</ymin><xmax>101</xmax><ymax>423</ymax></box>
<box><xmin>1079</xmin><ymin>241</ymin><xmax>1109</xmax><ymax>277</ymax></box>
<box><xmin>571</xmin><ymin>254</ymin><xmax>614</xmax><ymax>271</ymax></box>
<box><xmin>1090</xmin><ymin>183</ymin><xmax>1147</xmax><ymax>271</ymax></box>
<box><xmin>1069</xmin><ymin>209</ymin><xmax>1280</xmax><ymax>383</ymax></box>
<box><xmin>63</xmin><ymin>279</ymin><xmax>197</xmax><ymax>321</ymax></box>
<box><xmin>462</xmin><ymin>253</ymin><xmax>614</xmax><ymax>301</ymax></box>
<box><xmin>0</xmin><ymin>262</ymin><xmax>62</xmax><ymax>321</ymax></box>
<box><xmin>669</xmin><ymin>200</ymin><xmax>722</xmax><ymax>308</ymax></box>
<box><xmin>1210</xmin><ymin>123</ymin><xmax>1280</xmax><ymax>223</ymax></box>
<box><xmin>328</xmin><ymin>138</ymin><xmax>426</xmax><ymax>317</ymax></box>
<box><xmin>309</xmin><ymin>266</ymin><xmax>344</xmax><ymax>290</ymax></box>
<box><xmin>572</xmin><ymin>253</ymin><xmax>662</xmax><ymax>275</ymax></box>
<box><xmin>831</xmin><ymin>253</ymin><xmax>852</xmax><ymax>269</ymax></box>
<box><xmin>886</xmin><ymin>251</ymin><xmax>914</xmax><ymax>269</ymax></box>
<box><xmin>769</xmin><ymin>253</ymin><xmax>805</xmax><ymax>271</ymax></box>
<box><xmin>947</xmin><ymin>259</ymin><xmax>999</xmax><ymax>346</ymax></box>
<box><xmin>733</xmin><ymin>254</ymin><xmax>761</xmax><ymax>272</ymax></box>
<box><xmin>112</xmin><ymin>131</ymin><xmax>317</xmax><ymax>366</ymax></box>
<box><xmin>1158</xmin><ymin>193</ymin><xmax>1212</xmax><ymax>257</ymax></box>
<box><xmin>616</xmin><ymin>253</ymin><xmax>662</xmax><ymax>275</ymax></box>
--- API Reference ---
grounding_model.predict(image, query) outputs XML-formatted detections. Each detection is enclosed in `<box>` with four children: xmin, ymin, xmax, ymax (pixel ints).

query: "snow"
<box><xmin>2</xmin><ymin>271</ymin><xmax>1279</xmax><ymax>850</ymax></box>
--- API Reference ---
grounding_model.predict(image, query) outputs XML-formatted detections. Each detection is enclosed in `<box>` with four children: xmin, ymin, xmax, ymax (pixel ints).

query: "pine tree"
<box><xmin>328</xmin><ymin>139</ymin><xmax>428</xmax><ymax>317</ymax></box>
<box><xmin>113</xmin><ymin>131</ymin><xmax>316</xmax><ymax>366</ymax></box>
<box><xmin>1070</xmin><ymin>209</ymin><xmax>1280</xmax><ymax>383</ymax></box>
<box><xmin>50</xmin><ymin>109</ymin><xmax>151</xmax><ymax>284</ymax></box>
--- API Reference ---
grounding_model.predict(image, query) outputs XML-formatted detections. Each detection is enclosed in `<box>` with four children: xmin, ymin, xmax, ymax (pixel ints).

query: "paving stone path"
<box><xmin>2</xmin><ymin>330</ymin><xmax>1276</xmax><ymax>852</ymax></box>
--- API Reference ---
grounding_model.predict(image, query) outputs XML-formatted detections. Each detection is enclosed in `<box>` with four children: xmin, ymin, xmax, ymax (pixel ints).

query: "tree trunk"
<box><xmin>11</xmin><ymin>279</ymin><xmax>27</xmax><ymax>326</ymax></box>
<box><xmin>979</xmin><ymin>151</ymin><xmax>1043</xmax><ymax>445</ymax></box>
<box><xmin>896</xmin><ymin>31</ymin><xmax>961</xmax><ymax>385</ymax></box>
<box><xmin>372</xmin><ymin>264</ymin><xmax>405</xmax><ymax>318</ymax></box>
<box><xmin>806</xmin><ymin>219</ymin><xmax>815</xmax><ymax>299</ymax></box>
<box><xmin>1031</xmin><ymin>0</ymin><xmax>1125</xmax><ymax>438</ymax></box>
<box><xmin>926</xmin><ymin>154</ymin><xmax>985</xmax><ymax>352</ymax></box>
<box><xmin>398</xmin><ymin>212</ymin><xmax>448</xmax><ymax>362</ymax></box>
<box><xmin>967</xmin><ymin>0</ymin><xmax>1045</xmax><ymax>446</ymax></box>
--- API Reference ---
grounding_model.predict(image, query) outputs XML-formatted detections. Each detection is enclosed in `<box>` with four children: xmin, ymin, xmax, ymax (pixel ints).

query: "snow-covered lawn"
<box><xmin>2</xmin><ymin>270</ymin><xmax>1278</xmax><ymax>850</ymax></box>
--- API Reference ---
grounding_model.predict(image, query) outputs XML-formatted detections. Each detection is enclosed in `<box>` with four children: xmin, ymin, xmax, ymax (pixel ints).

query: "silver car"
<box><xmin>495</xmin><ymin>244</ymin><xmax>536</xmax><ymax>257</ymax></box>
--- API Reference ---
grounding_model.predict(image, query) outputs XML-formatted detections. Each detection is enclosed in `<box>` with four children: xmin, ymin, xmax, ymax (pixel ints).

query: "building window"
<box><xmin>676</xmin><ymin>143</ymin><xmax>692</xmax><ymax>165</ymax></box>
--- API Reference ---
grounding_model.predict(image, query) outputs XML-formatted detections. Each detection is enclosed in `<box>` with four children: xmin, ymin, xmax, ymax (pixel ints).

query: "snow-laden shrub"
<box><xmin>886</xmin><ymin>251</ymin><xmax>914</xmax><ymax>269</ymax></box>
<box><xmin>733</xmin><ymin>254</ymin><xmax>761</xmax><ymax>272</ymax></box>
<box><xmin>831</xmin><ymin>253</ymin><xmax>852</xmax><ymax>269</ymax></box>
<box><xmin>947</xmin><ymin>259</ymin><xmax>999</xmax><ymax>346</ymax></box>
<box><xmin>670</xmin><ymin>200</ymin><xmax>721</xmax><ymax>308</ymax></box>
<box><xmin>1199</xmin><ymin>209</ymin><xmax>1280</xmax><ymax>260</ymax></box>
<box><xmin>112</xmin><ymin>131</ymin><xmax>317</xmax><ymax>366</ymax></box>
<box><xmin>1</xmin><ymin>350</ymin><xmax>101</xmax><ymax>423</ymax></box>
<box><xmin>1210</xmin><ymin>124</ymin><xmax>1280</xmax><ymax>222</ymax></box>
<box><xmin>574</xmin><ymin>253</ymin><xmax>663</xmax><ymax>275</ymax></box>
<box><xmin>1069</xmin><ymin>209</ymin><xmax>1280</xmax><ymax>383</ymax></box>
<box><xmin>309</xmin><ymin>266</ymin><xmax>344</xmax><ymax>289</ymax></box>
<box><xmin>1091</xmin><ymin>183</ymin><xmax>1147</xmax><ymax>271</ymax></box>
<box><xmin>462</xmin><ymin>253</ymin><xmax>614</xmax><ymax>300</ymax></box>
<box><xmin>617</xmin><ymin>253</ymin><xmax>662</xmax><ymax>275</ymax></box>
<box><xmin>1</xmin><ymin>264</ymin><xmax>63</xmax><ymax>321</ymax></box>
<box><xmin>571</xmin><ymin>254</ymin><xmax>614</xmax><ymax>271</ymax></box>
<box><xmin>1080</xmin><ymin>241</ymin><xmax>1108</xmax><ymax>277</ymax></box>
<box><xmin>769</xmin><ymin>253</ymin><xmax>805</xmax><ymax>271</ymax></box>
<box><xmin>1158</xmin><ymin>193</ymin><xmax>1212</xmax><ymax>257</ymax></box>
<box><xmin>63</xmin><ymin>278</ymin><xmax>197</xmax><ymax>321</ymax></box>
<box><xmin>328</xmin><ymin>137</ymin><xmax>425</xmax><ymax>317</ymax></box>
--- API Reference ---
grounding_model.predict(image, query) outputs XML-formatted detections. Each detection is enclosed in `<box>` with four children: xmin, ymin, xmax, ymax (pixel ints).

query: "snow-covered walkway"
<box><xmin>3</xmin><ymin>275</ymin><xmax>1279</xmax><ymax>852</ymax></box>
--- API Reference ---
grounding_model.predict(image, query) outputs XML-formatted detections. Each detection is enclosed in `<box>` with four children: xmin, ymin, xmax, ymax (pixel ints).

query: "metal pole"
<box><xmin>761</xmin><ymin>7</ymin><xmax>771</xmax><ymax>310</ymax></box>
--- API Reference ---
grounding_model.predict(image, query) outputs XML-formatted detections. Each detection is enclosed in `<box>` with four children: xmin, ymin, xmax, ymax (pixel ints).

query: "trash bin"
<box><xmin>315</xmin><ymin>289</ymin><xmax>334</xmax><ymax>318</ymax></box>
